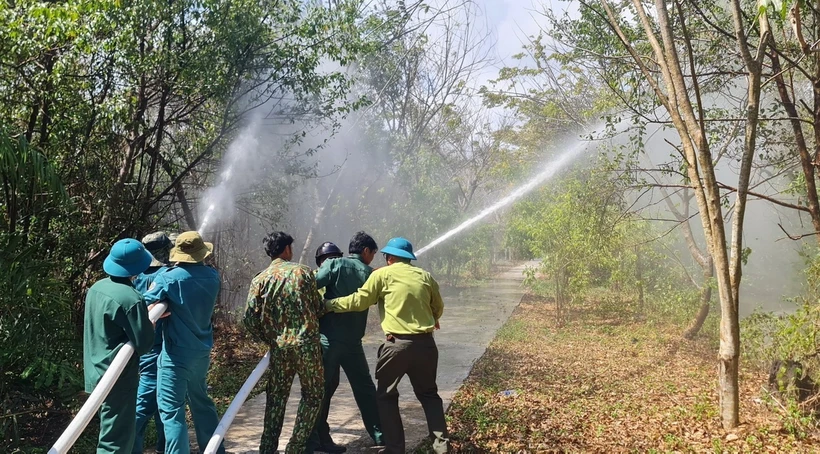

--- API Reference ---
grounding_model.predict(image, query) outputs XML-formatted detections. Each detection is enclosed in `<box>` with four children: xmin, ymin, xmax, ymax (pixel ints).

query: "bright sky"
<box><xmin>474</xmin><ymin>0</ymin><xmax>579</xmax><ymax>87</ymax></box>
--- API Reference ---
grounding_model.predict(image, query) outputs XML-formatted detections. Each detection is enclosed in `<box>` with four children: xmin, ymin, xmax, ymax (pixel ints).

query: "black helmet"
<box><xmin>315</xmin><ymin>241</ymin><xmax>343</xmax><ymax>266</ymax></box>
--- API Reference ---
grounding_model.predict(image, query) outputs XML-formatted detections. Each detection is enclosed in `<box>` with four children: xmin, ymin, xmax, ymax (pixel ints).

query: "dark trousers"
<box><xmin>307</xmin><ymin>335</ymin><xmax>383</xmax><ymax>451</ymax></box>
<box><xmin>375</xmin><ymin>334</ymin><xmax>448</xmax><ymax>454</ymax></box>
<box><xmin>97</xmin><ymin>379</ymin><xmax>138</xmax><ymax>453</ymax></box>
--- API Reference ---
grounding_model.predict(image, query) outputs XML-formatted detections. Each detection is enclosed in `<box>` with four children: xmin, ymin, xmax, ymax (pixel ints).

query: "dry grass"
<box><xmin>446</xmin><ymin>294</ymin><xmax>820</xmax><ymax>453</ymax></box>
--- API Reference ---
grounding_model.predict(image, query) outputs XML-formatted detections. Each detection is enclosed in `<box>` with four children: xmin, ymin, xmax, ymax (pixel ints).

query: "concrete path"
<box><xmin>222</xmin><ymin>261</ymin><xmax>534</xmax><ymax>453</ymax></box>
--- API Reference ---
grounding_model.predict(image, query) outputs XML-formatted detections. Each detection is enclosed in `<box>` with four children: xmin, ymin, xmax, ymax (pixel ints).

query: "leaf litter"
<box><xmin>445</xmin><ymin>294</ymin><xmax>820</xmax><ymax>453</ymax></box>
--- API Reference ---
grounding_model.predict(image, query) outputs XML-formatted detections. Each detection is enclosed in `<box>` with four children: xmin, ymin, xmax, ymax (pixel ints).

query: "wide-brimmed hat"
<box><xmin>103</xmin><ymin>238</ymin><xmax>153</xmax><ymax>277</ymax></box>
<box><xmin>142</xmin><ymin>231</ymin><xmax>172</xmax><ymax>266</ymax></box>
<box><xmin>169</xmin><ymin>231</ymin><xmax>213</xmax><ymax>263</ymax></box>
<box><xmin>381</xmin><ymin>237</ymin><xmax>416</xmax><ymax>260</ymax></box>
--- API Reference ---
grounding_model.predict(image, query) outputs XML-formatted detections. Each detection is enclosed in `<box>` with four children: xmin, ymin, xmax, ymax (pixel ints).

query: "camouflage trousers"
<box><xmin>260</xmin><ymin>341</ymin><xmax>324</xmax><ymax>454</ymax></box>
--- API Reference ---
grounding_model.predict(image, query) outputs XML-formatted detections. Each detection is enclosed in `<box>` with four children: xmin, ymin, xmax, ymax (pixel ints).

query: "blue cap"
<box><xmin>381</xmin><ymin>237</ymin><xmax>417</xmax><ymax>260</ymax></box>
<box><xmin>103</xmin><ymin>238</ymin><xmax>153</xmax><ymax>278</ymax></box>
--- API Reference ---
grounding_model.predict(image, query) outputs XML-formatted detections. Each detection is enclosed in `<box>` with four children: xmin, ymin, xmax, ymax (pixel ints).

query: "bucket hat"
<box><xmin>381</xmin><ymin>237</ymin><xmax>416</xmax><ymax>260</ymax></box>
<box><xmin>141</xmin><ymin>231</ymin><xmax>172</xmax><ymax>266</ymax></box>
<box><xmin>103</xmin><ymin>238</ymin><xmax>153</xmax><ymax>277</ymax></box>
<box><xmin>169</xmin><ymin>231</ymin><xmax>213</xmax><ymax>263</ymax></box>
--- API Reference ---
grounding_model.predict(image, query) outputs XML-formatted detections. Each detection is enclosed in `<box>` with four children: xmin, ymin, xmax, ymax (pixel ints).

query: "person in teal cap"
<box><xmin>325</xmin><ymin>237</ymin><xmax>448</xmax><ymax>454</ymax></box>
<box><xmin>132</xmin><ymin>231</ymin><xmax>173</xmax><ymax>454</ymax></box>
<box><xmin>143</xmin><ymin>231</ymin><xmax>224</xmax><ymax>454</ymax></box>
<box><xmin>306</xmin><ymin>233</ymin><xmax>384</xmax><ymax>453</ymax></box>
<box><xmin>84</xmin><ymin>238</ymin><xmax>158</xmax><ymax>453</ymax></box>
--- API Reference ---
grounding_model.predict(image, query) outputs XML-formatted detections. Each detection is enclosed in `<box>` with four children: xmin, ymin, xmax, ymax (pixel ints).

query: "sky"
<box><xmin>471</xmin><ymin>0</ymin><xmax>579</xmax><ymax>87</ymax></box>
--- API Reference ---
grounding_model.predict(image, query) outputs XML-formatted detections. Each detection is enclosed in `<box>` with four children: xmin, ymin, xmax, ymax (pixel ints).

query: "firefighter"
<box><xmin>83</xmin><ymin>238</ymin><xmax>156</xmax><ymax>453</ymax></box>
<box><xmin>143</xmin><ymin>231</ymin><xmax>224</xmax><ymax>454</ymax></box>
<box><xmin>243</xmin><ymin>232</ymin><xmax>325</xmax><ymax>454</ymax></box>
<box><xmin>325</xmin><ymin>237</ymin><xmax>448</xmax><ymax>454</ymax></box>
<box><xmin>306</xmin><ymin>234</ymin><xmax>384</xmax><ymax>453</ymax></box>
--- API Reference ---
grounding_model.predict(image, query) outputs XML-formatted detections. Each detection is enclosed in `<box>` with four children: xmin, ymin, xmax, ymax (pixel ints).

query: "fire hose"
<box><xmin>48</xmin><ymin>302</ymin><xmax>168</xmax><ymax>454</ymax></box>
<box><xmin>202</xmin><ymin>351</ymin><xmax>271</xmax><ymax>454</ymax></box>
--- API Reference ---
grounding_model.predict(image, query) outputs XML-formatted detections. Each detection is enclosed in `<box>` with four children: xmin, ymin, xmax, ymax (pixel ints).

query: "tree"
<box><xmin>562</xmin><ymin>0</ymin><xmax>770</xmax><ymax>429</ymax></box>
<box><xmin>0</xmin><ymin>0</ymin><xmax>418</xmax><ymax>444</ymax></box>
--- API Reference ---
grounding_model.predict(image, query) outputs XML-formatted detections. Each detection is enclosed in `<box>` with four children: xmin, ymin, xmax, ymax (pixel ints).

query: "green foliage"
<box><xmin>743</xmin><ymin>248</ymin><xmax>820</xmax><ymax>370</ymax></box>
<box><xmin>0</xmin><ymin>232</ymin><xmax>79</xmax><ymax>448</ymax></box>
<box><xmin>0</xmin><ymin>0</ymin><xmax>409</xmax><ymax>446</ymax></box>
<box><xmin>507</xmin><ymin>156</ymin><xmax>649</xmax><ymax>319</ymax></box>
<box><xmin>742</xmin><ymin>303</ymin><xmax>820</xmax><ymax>371</ymax></box>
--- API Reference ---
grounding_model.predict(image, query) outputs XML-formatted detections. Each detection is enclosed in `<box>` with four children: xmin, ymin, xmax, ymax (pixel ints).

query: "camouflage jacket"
<box><xmin>243</xmin><ymin>258</ymin><xmax>324</xmax><ymax>348</ymax></box>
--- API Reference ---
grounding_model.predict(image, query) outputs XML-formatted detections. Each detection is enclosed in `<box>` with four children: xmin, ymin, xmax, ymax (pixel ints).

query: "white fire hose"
<box><xmin>202</xmin><ymin>350</ymin><xmax>271</xmax><ymax>454</ymax></box>
<box><xmin>48</xmin><ymin>302</ymin><xmax>168</xmax><ymax>454</ymax></box>
<box><xmin>202</xmin><ymin>248</ymin><xmax>436</xmax><ymax>451</ymax></box>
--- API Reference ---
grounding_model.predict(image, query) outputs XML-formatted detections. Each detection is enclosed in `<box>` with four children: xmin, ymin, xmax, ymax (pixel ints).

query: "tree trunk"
<box><xmin>769</xmin><ymin>50</ymin><xmax>820</xmax><ymax>242</ymax></box>
<box><xmin>724</xmin><ymin>0</ymin><xmax>767</xmax><ymax>429</ymax></box>
<box><xmin>298</xmin><ymin>167</ymin><xmax>346</xmax><ymax>264</ymax></box>
<box><xmin>635</xmin><ymin>245</ymin><xmax>644</xmax><ymax>313</ymax></box>
<box><xmin>683</xmin><ymin>257</ymin><xmax>713</xmax><ymax>340</ymax></box>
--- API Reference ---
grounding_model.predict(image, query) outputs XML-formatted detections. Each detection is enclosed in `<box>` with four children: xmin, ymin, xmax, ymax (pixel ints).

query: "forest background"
<box><xmin>4</xmin><ymin>0</ymin><xmax>820</xmax><ymax>450</ymax></box>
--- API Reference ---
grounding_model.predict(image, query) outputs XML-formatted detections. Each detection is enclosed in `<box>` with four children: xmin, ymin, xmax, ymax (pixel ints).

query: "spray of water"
<box><xmin>198</xmin><ymin>122</ymin><xmax>261</xmax><ymax>235</ymax></box>
<box><xmin>415</xmin><ymin>138</ymin><xmax>591</xmax><ymax>257</ymax></box>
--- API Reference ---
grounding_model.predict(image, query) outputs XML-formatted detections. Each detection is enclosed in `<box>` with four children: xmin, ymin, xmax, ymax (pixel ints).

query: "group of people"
<box><xmin>83</xmin><ymin>229</ymin><xmax>449</xmax><ymax>454</ymax></box>
<box><xmin>84</xmin><ymin>231</ymin><xmax>225</xmax><ymax>454</ymax></box>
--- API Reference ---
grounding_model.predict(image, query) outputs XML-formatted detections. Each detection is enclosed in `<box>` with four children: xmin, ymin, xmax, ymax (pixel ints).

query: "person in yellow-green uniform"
<box><xmin>83</xmin><ymin>238</ymin><xmax>157</xmax><ymax>453</ymax></box>
<box><xmin>306</xmin><ymin>234</ymin><xmax>384</xmax><ymax>453</ymax></box>
<box><xmin>143</xmin><ymin>231</ymin><xmax>224</xmax><ymax>454</ymax></box>
<box><xmin>325</xmin><ymin>237</ymin><xmax>448</xmax><ymax>454</ymax></box>
<box><xmin>132</xmin><ymin>231</ymin><xmax>173</xmax><ymax>454</ymax></box>
<box><xmin>243</xmin><ymin>232</ymin><xmax>325</xmax><ymax>454</ymax></box>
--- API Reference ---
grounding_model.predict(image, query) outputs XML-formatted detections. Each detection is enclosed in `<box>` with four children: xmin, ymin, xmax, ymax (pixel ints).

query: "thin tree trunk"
<box><xmin>723</xmin><ymin>0</ymin><xmax>767</xmax><ymax>429</ymax></box>
<box><xmin>298</xmin><ymin>167</ymin><xmax>346</xmax><ymax>264</ymax></box>
<box><xmin>635</xmin><ymin>245</ymin><xmax>644</xmax><ymax>313</ymax></box>
<box><xmin>769</xmin><ymin>50</ymin><xmax>820</xmax><ymax>242</ymax></box>
<box><xmin>683</xmin><ymin>257</ymin><xmax>714</xmax><ymax>340</ymax></box>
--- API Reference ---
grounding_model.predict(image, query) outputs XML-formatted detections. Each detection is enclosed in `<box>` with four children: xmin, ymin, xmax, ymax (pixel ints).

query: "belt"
<box><xmin>385</xmin><ymin>332</ymin><xmax>433</xmax><ymax>342</ymax></box>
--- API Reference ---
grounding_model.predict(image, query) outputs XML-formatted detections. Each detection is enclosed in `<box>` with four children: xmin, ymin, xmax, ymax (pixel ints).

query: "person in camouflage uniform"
<box><xmin>243</xmin><ymin>231</ymin><xmax>325</xmax><ymax>454</ymax></box>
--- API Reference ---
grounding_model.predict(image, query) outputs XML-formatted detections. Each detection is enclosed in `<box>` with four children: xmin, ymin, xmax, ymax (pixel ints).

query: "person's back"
<box><xmin>318</xmin><ymin>255</ymin><xmax>372</xmax><ymax>341</ymax></box>
<box><xmin>84</xmin><ymin>277</ymin><xmax>154</xmax><ymax>391</ymax></box>
<box><xmin>133</xmin><ymin>264</ymin><xmax>167</xmax><ymax>342</ymax></box>
<box><xmin>368</xmin><ymin>262</ymin><xmax>438</xmax><ymax>334</ymax></box>
<box><xmin>243</xmin><ymin>231</ymin><xmax>325</xmax><ymax>454</ymax></box>
<box><xmin>246</xmin><ymin>258</ymin><xmax>322</xmax><ymax>347</ymax></box>
<box><xmin>149</xmin><ymin>263</ymin><xmax>220</xmax><ymax>352</ymax></box>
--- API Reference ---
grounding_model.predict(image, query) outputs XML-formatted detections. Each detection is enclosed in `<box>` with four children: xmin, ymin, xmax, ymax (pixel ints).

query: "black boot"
<box><xmin>317</xmin><ymin>439</ymin><xmax>347</xmax><ymax>454</ymax></box>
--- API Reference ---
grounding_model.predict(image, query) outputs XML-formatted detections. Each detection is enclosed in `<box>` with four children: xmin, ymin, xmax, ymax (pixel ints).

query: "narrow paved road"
<box><xmin>222</xmin><ymin>261</ymin><xmax>534</xmax><ymax>453</ymax></box>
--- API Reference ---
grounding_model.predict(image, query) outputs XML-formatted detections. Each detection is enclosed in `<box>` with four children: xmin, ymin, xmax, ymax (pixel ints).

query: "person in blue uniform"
<box><xmin>143</xmin><ymin>231</ymin><xmax>224</xmax><ymax>454</ymax></box>
<box><xmin>132</xmin><ymin>231</ymin><xmax>172</xmax><ymax>453</ymax></box>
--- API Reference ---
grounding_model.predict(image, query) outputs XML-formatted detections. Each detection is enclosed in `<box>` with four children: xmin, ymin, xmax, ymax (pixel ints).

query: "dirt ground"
<box><xmin>446</xmin><ymin>294</ymin><xmax>820</xmax><ymax>453</ymax></box>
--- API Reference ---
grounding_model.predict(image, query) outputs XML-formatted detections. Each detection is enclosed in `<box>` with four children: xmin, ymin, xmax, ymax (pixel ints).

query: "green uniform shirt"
<box><xmin>326</xmin><ymin>262</ymin><xmax>444</xmax><ymax>335</ymax></box>
<box><xmin>244</xmin><ymin>258</ymin><xmax>324</xmax><ymax>348</ymax></box>
<box><xmin>315</xmin><ymin>254</ymin><xmax>372</xmax><ymax>342</ymax></box>
<box><xmin>83</xmin><ymin>277</ymin><xmax>154</xmax><ymax>392</ymax></box>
